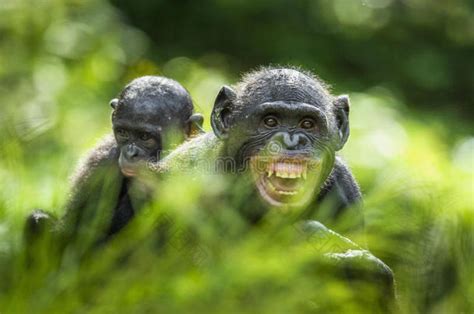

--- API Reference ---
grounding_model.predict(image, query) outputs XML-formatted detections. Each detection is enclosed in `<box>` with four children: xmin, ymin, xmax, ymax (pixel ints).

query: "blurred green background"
<box><xmin>0</xmin><ymin>0</ymin><xmax>472</xmax><ymax>313</ymax></box>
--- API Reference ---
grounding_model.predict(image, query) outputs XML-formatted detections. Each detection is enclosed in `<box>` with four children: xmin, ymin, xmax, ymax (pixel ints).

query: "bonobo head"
<box><xmin>110</xmin><ymin>76</ymin><xmax>203</xmax><ymax>177</ymax></box>
<box><xmin>211</xmin><ymin>67</ymin><xmax>350</xmax><ymax>207</ymax></box>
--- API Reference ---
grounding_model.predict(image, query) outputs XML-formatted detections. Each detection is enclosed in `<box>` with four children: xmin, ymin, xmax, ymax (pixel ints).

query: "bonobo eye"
<box><xmin>263</xmin><ymin>116</ymin><xmax>279</xmax><ymax>128</ymax></box>
<box><xmin>139</xmin><ymin>132</ymin><xmax>152</xmax><ymax>141</ymax></box>
<box><xmin>300</xmin><ymin>118</ymin><xmax>317</xmax><ymax>130</ymax></box>
<box><xmin>139</xmin><ymin>132</ymin><xmax>157</xmax><ymax>147</ymax></box>
<box><xmin>116</xmin><ymin>128</ymin><xmax>129</xmax><ymax>138</ymax></box>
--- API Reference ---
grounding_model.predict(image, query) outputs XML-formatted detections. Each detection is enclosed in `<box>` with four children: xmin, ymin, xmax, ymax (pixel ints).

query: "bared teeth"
<box><xmin>266</xmin><ymin>179</ymin><xmax>298</xmax><ymax>196</ymax></box>
<box><xmin>278</xmin><ymin>190</ymin><xmax>297</xmax><ymax>196</ymax></box>
<box><xmin>266</xmin><ymin>160</ymin><xmax>308</xmax><ymax>179</ymax></box>
<box><xmin>267</xmin><ymin>169</ymin><xmax>273</xmax><ymax>177</ymax></box>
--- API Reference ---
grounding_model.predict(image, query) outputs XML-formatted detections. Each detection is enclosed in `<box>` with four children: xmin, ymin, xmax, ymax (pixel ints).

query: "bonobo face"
<box><xmin>238</xmin><ymin>101</ymin><xmax>335</xmax><ymax>207</ymax></box>
<box><xmin>110</xmin><ymin>76</ymin><xmax>201</xmax><ymax>177</ymax></box>
<box><xmin>113</xmin><ymin>122</ymin><xmax>163</xmax><ymax>178</ymax></box>
<box><xmin>211</xmin><ymin>68</ymin><xmax>350</xmax><ymax>208</ymax></box>
<box><xmin>113</xmin><ymin>103</ymin><xmax>178</xmax><ymax>177</ymax></box>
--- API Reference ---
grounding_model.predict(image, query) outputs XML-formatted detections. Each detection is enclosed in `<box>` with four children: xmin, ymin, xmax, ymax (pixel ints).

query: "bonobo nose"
<box><xmin>125</xmin><ymin>144</ymin><xmax>139</xmax><ymax>160</ymax></box>
<box><xmin>272</xmin><ymin>132</ymin><xmax>310</xmax><ymax>150</ymax></box>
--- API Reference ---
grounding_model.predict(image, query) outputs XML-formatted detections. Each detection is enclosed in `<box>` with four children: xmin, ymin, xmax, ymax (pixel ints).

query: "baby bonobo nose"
<box><xmin>125</xmin><ymin>144</ymin><xmax>139</xmax><ymax>160</ymax></box>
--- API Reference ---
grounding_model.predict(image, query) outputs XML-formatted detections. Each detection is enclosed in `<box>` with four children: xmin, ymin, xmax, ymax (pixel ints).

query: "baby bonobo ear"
<box><xmin>333</xmin><ymin>95</ymin><xmax>350</xmax><ymax>151</ymax></box>
<box><xmin>109</xmin><ymin>98</ymin><xmax>119</xmax><ymax>109</ymax></box>
<box><xmin>186</xmin><ymin>113</ymin><xmax>205</xmax><ymax>138</ymax></box>
<box><xmin>211</xmin><ymin>85</ymin><xmax>237</xmax><ymax>139</ymax></box>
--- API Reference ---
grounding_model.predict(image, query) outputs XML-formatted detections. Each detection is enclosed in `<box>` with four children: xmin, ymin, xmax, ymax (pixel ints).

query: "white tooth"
<box><xmin>267</xmin><ymin>163</ymin><xmax>275</xmax><ymax>177</ymax></box>
<box><xmin>267</xmin><ymin>180</ymin><xmax>276</xmax><ymax>192</ymax></box>
<box><xmin>278</xmin><ymin>190</ymin><xmax>297</xmax><ymax>196</ymax></box>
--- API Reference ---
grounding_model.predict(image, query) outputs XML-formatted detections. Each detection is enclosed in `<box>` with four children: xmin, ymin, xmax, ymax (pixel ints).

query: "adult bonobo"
<box><xmin>159</xmin><ymin>67</ymin><xmax>362</xmax><ymax>232</ymax></box>
<box><xmin>155</xmin><ymin>67</ymin><xmax>394</xmax><ymax>309</ymax></box>
<box><xmin>26</xmin><ymin>76</ymin><xmax>203</xmax><ymax>245</ymax></box>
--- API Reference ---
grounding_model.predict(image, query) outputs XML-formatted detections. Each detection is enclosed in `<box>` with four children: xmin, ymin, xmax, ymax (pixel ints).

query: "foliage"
<box><xmin>111</xmin><ymin>0</ymin><xmax>474</xmax><ymax>127</ymax></box>
<box><xmin>0</xmin><ymin>0</ymin><xmax>472</xmax><ymax>313</ymax></box>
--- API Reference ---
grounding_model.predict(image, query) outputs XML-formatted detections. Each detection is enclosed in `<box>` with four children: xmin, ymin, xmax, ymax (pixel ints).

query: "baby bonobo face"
<box><xmin>113</xmin><ymin>121</ymin><xmax>163</xmax><ymax>177</ymax></box>
<box><xmin>110</xmin><ymin>76</ymin><xmax>196</xmax><ymax>177</ymax></box>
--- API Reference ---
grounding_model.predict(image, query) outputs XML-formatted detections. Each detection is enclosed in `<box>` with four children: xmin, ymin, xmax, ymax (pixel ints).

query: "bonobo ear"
<box><xmin>185</xmin><ymin>113</ymin><xmax>205</xmax><ymax>138</ymax></box>
<box><xmin>334</xmin><ymin>95</ymin><xmax>350</xmax><ymax>151</ymax></box>
<box><xmin>109</xmin><ymin>98</ymin><xmax>119</xmax><ymax>109</ymax></box>
<box><xmin>211</xmin><ymin>85</ymin><xmax>236</xmax><ymax>139</ymax></box>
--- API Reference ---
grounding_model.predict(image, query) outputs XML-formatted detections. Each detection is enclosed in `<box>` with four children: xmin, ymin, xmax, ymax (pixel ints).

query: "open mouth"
<box><xmin>121</xmin><ymin>167</ymin><xmax>137</xmax><ymax>177</ymax></box>
<box><xmin>250</xmin><ymin>156</ymin><xmax>321</xmax><ymax>207</ymax></box>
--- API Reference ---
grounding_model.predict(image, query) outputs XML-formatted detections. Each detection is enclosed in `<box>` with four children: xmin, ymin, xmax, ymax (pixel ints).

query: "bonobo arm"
<box><xmin>24</xmin><ymin>209</ymin><xmax>57</xmax><ymax>248</ymax></box>
<box><xmin>151</xmin><ymin>132</ymin><xmax>222</xmax><ymax>174</ymax></box>
<box><xmin>24</xmin><ymin>136</ymin><xmax>126</xmax><ymax>253</ymax></box>
<box><xmin>23</xmin><ymin>209</ymin><xmax>59</xmax><ymax>267</ymax></box>
<box><xmin>298</xmin><ymin>221</ymin><xmax>396</xmax><ymax>312</ymax></box>
<box><xmin>60</xmin><ymin>135</ymin><xmax>123</xmax><ymax>241</ymax></box>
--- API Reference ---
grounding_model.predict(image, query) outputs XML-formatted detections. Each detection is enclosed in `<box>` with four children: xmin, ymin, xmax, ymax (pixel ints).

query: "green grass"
<box><xmin>0</xmin><ymin>81</ymin><xmax>472</xmax><ymax>313</ymax></box>
<box><xmin>0</xmin><ymin>1</ymin><xmax>472</xmax><ymax>312</ymax></box>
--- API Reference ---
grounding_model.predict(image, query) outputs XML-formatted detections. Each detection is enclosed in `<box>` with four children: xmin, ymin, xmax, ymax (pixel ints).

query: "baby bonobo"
<box><xmin>25</xmin><ymin>76</ymin><xmax>203</xmax><ymax>246</ymax></box>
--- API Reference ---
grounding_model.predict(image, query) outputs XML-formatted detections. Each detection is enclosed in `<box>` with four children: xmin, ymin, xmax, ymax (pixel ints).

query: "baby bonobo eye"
<box><xmin>263</xmin><ymin>115</ymin><xmax>279</xmax><ymax>128</ymax></box>
<box><xmin>116</xmin><ymin>128</ymin><xmax>129</xmax><ymax>138</ymax></box>
<box><xmin>300</xmin><ymin>118</ymin><xmax>317</xmax><ymax>131</ymax></box>
<box><xmin>139</xmin><ymin>132</ymin><xmax>152</xmax><ymax>141</ymax></box>
<box><xmin>139</xmin><ymin>132</ymin><xmax>157</xmax><ymax>147</ymax></box>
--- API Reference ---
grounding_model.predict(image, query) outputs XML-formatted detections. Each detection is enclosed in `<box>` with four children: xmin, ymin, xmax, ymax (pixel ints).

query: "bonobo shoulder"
<box><xmin>69</xmin><ymin>134</ymin><xmax>120</xmax><ymax>189</ymax></box>
<box><xmin>332</xmin><ymin>156</ymin><xmax>362</xmax><ymax>201</ymax></box>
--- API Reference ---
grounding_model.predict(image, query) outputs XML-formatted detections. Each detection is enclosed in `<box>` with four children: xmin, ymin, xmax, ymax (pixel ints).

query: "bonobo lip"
<box><xmin>121</xmin><ymin>167</ymin><xmax>137</xmax><ymax>177</ymax></box>
<box><xmin>250</xmin><ymin>155</ymin><xmax>321</xmax><ymax>207</ymax></box>
<box><xmin>119</xmin><ymin>157</ymin><xmax>148</xmax><ymax>177</ymax></box>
